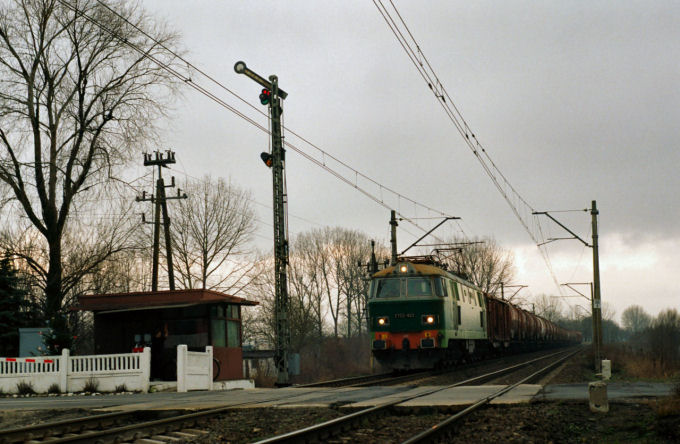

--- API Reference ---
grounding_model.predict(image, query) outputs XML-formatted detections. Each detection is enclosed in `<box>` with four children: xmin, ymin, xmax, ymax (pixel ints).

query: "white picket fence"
<box><xmin>1</xmin><ymin>345</ymin><xmax>222</xmax><ymax>394</ymax></box>
<box><xmin>177</xmin><ymin>345</ymin><xmax>213</xmax><ymax>392</ymax></box>
<box><xmin>0</xmin><ymin>348</ymin><xmax>151</xmax><ymax>394</ymax></box>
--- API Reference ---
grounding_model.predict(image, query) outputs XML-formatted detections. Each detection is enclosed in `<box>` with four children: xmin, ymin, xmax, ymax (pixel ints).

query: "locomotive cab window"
<box><xmin>434</xmin><ymin>277</ymin><xmax>448</xmax><ymax>297</ymax></box>
<box><xmin>407</xmin><ymin>278</ymin><xmax>432</xmax><ymax>296</ymax></box>
<box><xmin>375</xmin><ymin>278</ymin><xmax>401</xmax><ymax>298</ymax></box>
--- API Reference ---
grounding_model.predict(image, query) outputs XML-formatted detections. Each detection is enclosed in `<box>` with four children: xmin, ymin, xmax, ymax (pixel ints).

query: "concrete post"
<box><xmin>206</xmin><ymin>346</ymin><xmax>213</xmax><ymax>391</ymax></box>
<box><xmin>59</xmin><ymin>348</ymin><xmax>69</xmax><ymax>393</ymax></box>
<box><xmin>589</xmin><ymin>381</ymin><xmax>609</xmax><ymax>413</ymax></box>
<box><xmin>177</xmin><ymin>344</ymin><xmax>187</xmax><ymax>393</ymax></box>
<box><xmin>141</xmin><ymin>347</ymin><xmax>151</xmax><ymax>393</ymax></box>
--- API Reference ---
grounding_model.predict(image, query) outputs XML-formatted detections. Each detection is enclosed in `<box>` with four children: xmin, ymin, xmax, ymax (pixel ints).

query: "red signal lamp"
<box><xmin>260</xmin><ymin>152</ymin><xmax>273</xmax><ymax>168</ymax></box>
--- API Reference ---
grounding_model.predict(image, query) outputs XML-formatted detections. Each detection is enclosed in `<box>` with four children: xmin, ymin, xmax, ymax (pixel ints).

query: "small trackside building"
<box><xmin>74</xmin><ymin>289</ymin><xmax>258</xmax><ymax>381</ymax></box>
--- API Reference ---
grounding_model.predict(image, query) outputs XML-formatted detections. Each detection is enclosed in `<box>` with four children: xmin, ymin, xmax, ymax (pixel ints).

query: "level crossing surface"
<box><xmin>0</xmin><ymin>383</ymin><xmax>673</xmax><ymax>413</ymax></box>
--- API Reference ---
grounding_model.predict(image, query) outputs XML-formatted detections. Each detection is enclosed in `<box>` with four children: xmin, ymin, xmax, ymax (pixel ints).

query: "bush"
<box><xmin>16</xmin><ymin>381</ymin><xmax>35</xmax><ymax>395</ymax></box>
<box><xmin>82</xmin><ymin>376</ymin><xmax>99</xmax><ymax>393</ymax></box>
<box><xmin>47</xmin><ymin>383</ymin><xmax>61</xmax><ymax>394</ymax></box>
<box><xmin>114</xmin><ymin>384</ymin><xmax>127</xmax><ymax>393</ymax></box>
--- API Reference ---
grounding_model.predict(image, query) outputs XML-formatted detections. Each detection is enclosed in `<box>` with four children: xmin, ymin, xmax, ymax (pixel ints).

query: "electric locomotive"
<box><xmin>367</xmin><ymin>257</ymin><xmax>580</xmax><ymax>370</ymax></box>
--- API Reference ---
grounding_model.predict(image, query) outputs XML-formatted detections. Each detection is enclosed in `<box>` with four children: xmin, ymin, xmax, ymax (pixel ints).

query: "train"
<box><xmin>367</xmin><ymin>257</ymin><xmax>582</xmax><ymax>370</ymax></box>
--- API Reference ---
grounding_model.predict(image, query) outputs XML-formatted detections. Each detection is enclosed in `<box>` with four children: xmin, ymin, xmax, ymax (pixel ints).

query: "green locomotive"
<box><xmin>368</xmin><ymin>257</ymin><xmax>580</xmax><ymax>370</ymax></box>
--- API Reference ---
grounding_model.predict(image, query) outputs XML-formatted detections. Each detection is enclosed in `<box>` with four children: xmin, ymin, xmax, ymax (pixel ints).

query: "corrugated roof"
<box><xmin>73</xmin><ymin>289</ymin><xmax>258</xmax><ymax>312</ymax></box>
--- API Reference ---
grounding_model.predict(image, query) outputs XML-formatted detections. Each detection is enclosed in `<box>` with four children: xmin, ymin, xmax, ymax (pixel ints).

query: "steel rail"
<box><xmin>0</xmin><ymin>410</ymin><xmax>140</xmax><ymax>444</ymax></box>
<box><xmin>401</xmin><ymin>348</ymin><xmax>581</xmax><ymax>443</ymax></box>
<box><xmin>252</xmin><ymin>347</ymin><xmax>578</xmax><ymax>444</ymax></box>
<box><xmin>298</xmin><ymin>369</ymin><xmax>442</xmax><ymax>388</ymax></box>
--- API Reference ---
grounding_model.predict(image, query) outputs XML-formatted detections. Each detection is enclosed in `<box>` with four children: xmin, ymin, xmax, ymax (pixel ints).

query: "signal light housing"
<box><xmin>260</xmin><ymin>152</ymin><xmax>273</xmax><ymax>168</ymax></box>
<box><xmin>259</xmin><ymin>88</ymin><xmax>271</xmax><ymax>105</ymax></box>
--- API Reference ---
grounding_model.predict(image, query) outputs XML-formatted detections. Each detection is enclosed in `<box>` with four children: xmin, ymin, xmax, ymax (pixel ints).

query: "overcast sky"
<box><xmin>140</xmin><ymin>0</ymin><xmax>680</xmax><ymax>321</ymax></box>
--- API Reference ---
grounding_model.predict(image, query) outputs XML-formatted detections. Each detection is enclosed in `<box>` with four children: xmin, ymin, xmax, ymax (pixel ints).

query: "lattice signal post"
<box><xmin>234</xmin><ymin>61</ymin><xmax>291</xmax><ymax>386</ymax></box>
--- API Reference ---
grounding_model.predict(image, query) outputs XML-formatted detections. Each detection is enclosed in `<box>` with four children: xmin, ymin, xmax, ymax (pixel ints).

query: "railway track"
<box><xmin>297</xmin><ymin>369</ymin><xmax>438</xmax><ymax>388</ymax></box>
<box><xmin>252</xmin><ymin>347</ymin><xmax>580</xmax><ymax>443</ymax></box>
<box><xmin>0</xmin><ymin>347</ymin><xmax>580</xmax><ymax>443</ymax></box>
<box><xmin>298</xmin><ymin>346</ymin><xmax>574</xmax><ymax>389</ymax></box>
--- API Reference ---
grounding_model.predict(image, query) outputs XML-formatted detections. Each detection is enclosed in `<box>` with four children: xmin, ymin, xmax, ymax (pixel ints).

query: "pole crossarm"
<box><xmin>532</xmin><ymin>211</ymin><xmax>591</xmax><ymax>247</ymax></box>
<box><xmin>561</xmin><ymin>282</ymin><xmax>592</xmax><ymax>300</ymax></box>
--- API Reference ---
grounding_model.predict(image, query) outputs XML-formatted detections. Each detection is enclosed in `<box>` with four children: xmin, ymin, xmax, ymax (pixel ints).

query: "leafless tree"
<box><xmin>532</xmin><ymin>293</ymin><xmax>564</xmax><ymax>322</ymax></box>
<box><xmin>293</xmin><ymin>227</ymin><xmax>373</xmax><ymax>338</ymax></box>
<box><xmin>647</xmin><ymin>308</ymin><xmax>680</xmax><ymax>368</ymax></box>
<box><xmin>621</xmin><ymin>305</ymin><xmax>652</xmax><ymax>334</ymax></box>
<box><xmin>601</xmin><ymin>301</ymin><xmax>616</xmax><ymax>322</ymax></box>
<box><xmin>171</xmin><ymin>176</ymin><xmax>256</xmax><ymax>293</ymax></box>
<box><xmin>0</xmin><ymin>196</ymin><xmax>142</xmax><ymax>309</ymax></box>
<box><xmin>241</xmin><ymin>255</ymin><xmax>319</xmax><ymax>353</ymax></box>
<box><xmin>0</xmin><ymin>0</ymin><xmax>181</xmax><ymax>325</ymax></box>
<box><xmin>438</xmin><ymin>236</ymin><xmax>516</xmax><ymax>298</ymax></box>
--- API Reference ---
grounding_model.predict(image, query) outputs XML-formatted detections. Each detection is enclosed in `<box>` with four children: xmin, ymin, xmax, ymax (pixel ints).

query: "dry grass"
<box><xmin>601</xmin><ymin>344</ymin><xmax>680</xmax><ymax>380</ymax></box>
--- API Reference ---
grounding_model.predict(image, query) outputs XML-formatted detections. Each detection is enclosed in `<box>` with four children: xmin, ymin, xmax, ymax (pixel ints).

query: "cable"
<box><xmin>80</xmin><ymin>0</ymin><xmax>456</xmax><ymax>239</ymax></box>
<box><xmin>373</xmin><ymin>0</ymin><xmax>569</xmax><ymax>294</ymax></box>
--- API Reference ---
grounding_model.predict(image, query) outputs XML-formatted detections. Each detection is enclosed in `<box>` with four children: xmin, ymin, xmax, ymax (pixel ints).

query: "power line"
<box><xmin>76</xmin><ymin>0</ymin><xmax>456</xmax><ymax>238</ymax></box>
<box><xmin>373</xmin><ymin>0</ymin><xmax>566</xmax><ymax>294</ymax></box>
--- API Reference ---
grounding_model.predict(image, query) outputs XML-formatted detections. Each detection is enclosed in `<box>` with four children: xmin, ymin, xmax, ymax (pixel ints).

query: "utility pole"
<box><xmin>591</xmin><ymin>201</ymin><xmax>603</xmax><ymax>370</ymax></box>
<box><xmin>533</xmin><ymin>201</ymin><xmax>603</xmax><ymax>372</ymax></box>
<box><xmin>235</xmin><ymin>61</ymin><xmax>291</xmax><ymax>386</ymax></box>
<box><xmin>136</xmin><ymin>150</ymin><xmax>187</xmax><ymax>291</ymax></box>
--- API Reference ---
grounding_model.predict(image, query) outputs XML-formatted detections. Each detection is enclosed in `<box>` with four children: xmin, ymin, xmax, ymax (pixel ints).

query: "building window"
<box><xmin>211</xmin><ymin>319</ymin><xmax>226</xmax><ymax>347</ymax></box>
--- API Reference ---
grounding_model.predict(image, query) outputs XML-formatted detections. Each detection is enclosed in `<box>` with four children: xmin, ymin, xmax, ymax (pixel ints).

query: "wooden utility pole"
<box><xmin>136</xmin><ymin>150</ymin><xmax>187</xmax><ymax>291</ymax></box>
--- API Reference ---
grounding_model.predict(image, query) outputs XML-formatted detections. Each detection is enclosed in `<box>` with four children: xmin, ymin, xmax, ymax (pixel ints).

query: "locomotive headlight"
<box><xmin>422</xmin><ymin>314</ymin><xmax>436</xmax><ymax>325</ymax></box>
<box><xmin>399</xmin><ymin>265</ymin><xmax>408</xmax><ymax>273</ymax></box>
<box><xmin>377</xmin><ymin>316</ymin><xmax>389</xmax><ymax>326</ymax></box>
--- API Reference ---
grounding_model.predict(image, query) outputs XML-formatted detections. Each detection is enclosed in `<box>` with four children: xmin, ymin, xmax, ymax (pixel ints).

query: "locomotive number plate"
<box><xmin>394</xmin><ymin>313</ymin><xmax>415</xmax><ymax>318</ymax></box>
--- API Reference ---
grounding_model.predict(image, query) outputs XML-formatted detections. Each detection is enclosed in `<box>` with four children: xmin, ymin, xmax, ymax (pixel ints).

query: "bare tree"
<box><xmin>242</xmin><ymin>255</ymin><xmax>319</xmax><ymax>353</ymax></box>
<box><xmin>621</xmin><ymin>305</ymin><xmax>652</xmax><ymax>334</ymax></box>
<box><xmin>292</xmin><ymin>227</ymin><xmax>376</xmax><ymax>338</ymax></box>
<box><xmin>171</xmin><ymin>176</ymin><xmax>256</xmax><ymax>293</ymax></box>
<box><xmin>439</xmin><ymin>236</ymin><xmax>516</xmax><ymax>298</ymax></box>
<box><xmin>533</xmin><ymin>294</ymin><xmax>563</xmax><ymax>322</ymax></box>
<box><xmin>0</xmin><ymin>197</ymin><xmax>141</xmax><ymax>308</ymax></box>
<box><xmin>0</xmin><ymin>0</ymin><xmax>181</xmax><ymax>327</ymax></box>
<box><xmin>647</xmin><ymin>308</ymin><xmax>680</xmax><ymax>368</ymax></box>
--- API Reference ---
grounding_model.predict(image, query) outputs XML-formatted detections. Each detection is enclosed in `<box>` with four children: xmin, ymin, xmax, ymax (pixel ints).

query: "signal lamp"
<box><xmin>259</xmin><ymin>88</ymin><xmax>271</xmax><ymax>105</ymax></box>
<box><xmin>260</xmin><ymin>152</ymin><xmax>273</xmax><ymax>168</ymax></box>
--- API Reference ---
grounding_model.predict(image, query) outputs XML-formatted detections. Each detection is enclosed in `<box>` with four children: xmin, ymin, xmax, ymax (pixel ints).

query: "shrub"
<box><xmin>47</xmin><ymin>383</ymin><xmax>61</xmax><ymax>394</ymax></box>
<box><xmin>114</xmin><ymin>384</ymin><xmax>128</xmax><ymax>393</ymax></box>
<box><xmin>16</xmin><ymin>381</ymin><xmax>35</xmax><ymax>395</ymax></box>
<box><xmin>82</xmin><ymin>376</ymin><xmax>99</xmax><ymax>393</ymax></box>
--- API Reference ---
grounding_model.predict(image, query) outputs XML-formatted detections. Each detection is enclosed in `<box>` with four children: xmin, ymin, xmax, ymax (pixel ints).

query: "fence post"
<box><xmin>60</xmin><ymin>348</ymin><xmax>69</xmax><ymax>393</ymax></box>
<box><xmin>176</xmin><ymin>345</ymin><xmax>187</xmax><ymax>393</ymax></box>
<box><xmin>141</xmin><ymin>347</ymin><xmax>151</xmax><ymax>393</ymax></box>
<box><xmin>206</xmin><ymin>346</ymin><xmax>213</xmax><ymax>391</ymax></box>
